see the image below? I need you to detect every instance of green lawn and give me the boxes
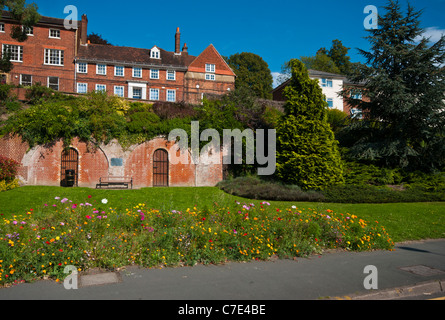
[1,186,444,243]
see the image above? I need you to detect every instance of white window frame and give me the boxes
[95,84,106,92]
[77,62,88,74]
[149,88,159,101]
[321,78,333,88]
[96,64,107,75]
[114,86,124,97]
[205,64,215,73]
[0,23,5,33]
[132,87,142,99]
[166,89,176,102]
[20,74,32,86]
[350,90,363,100]
[132,67,142,78]
[22,26,33,36]
[167,70,176,81]
[44,48,64,66]
[326,98,334,108]
[2,44,23,62]
[205,73,215,81]
[49,29,60,39]
[47,77,59,91]
[150,69,159,79]
[114,65,124,77]
[77,83,88,94]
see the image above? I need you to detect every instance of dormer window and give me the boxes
[150,46,160,59]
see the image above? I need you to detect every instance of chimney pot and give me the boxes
[175,27,181,54]
[80,14,88,45]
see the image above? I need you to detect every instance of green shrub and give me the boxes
[25,83,61,104]
[126,102,153,114]
[0,156,19,182]
[321,183,445,203]
[126,112,160,134]
[0,83,13,101]
[0,178,20,192]
[326,108,350,135]
[4,100,21,113]
[343,161,404,185]
[217,176,325,202]
[275,59,344,190]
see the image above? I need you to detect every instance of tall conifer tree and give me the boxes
[276,59,343,190]
[342,0,445,171]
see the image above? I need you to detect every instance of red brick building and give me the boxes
[1,11,235,103]
[0,11,232,188]
[0,10,78,92]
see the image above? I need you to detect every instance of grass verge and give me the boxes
[0,186,443,287]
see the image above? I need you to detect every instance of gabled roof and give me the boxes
[188,44,235,76]
[76,43,196,69]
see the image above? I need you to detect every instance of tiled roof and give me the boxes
[1,10,70,27]
[77,44,196,69]
[308,69,347,79]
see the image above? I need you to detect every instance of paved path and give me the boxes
[1,239,444,301]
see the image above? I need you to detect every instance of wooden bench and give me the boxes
[96,176,133,189]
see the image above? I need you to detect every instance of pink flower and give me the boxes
[86,215,92,219]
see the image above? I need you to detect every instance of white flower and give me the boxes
[101,198,108,204]
[291,205,297,209]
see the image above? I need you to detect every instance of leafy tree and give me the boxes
[318,39,353,75]
[341,0,445,172]
[278,46,345,85]
[300,51,341,74]
[226,52,273,99]
[87,32,113,45]
[275,59,344,190]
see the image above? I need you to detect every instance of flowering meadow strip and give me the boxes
[0,196,394,286]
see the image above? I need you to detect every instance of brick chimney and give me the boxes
[80,14,88,45]
[182,43,188,55]
[175,27,180,54]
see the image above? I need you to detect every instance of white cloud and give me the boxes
[415,27,445,43]
[271,72,282,89]
[271,72,290,89]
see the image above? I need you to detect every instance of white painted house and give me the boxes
[272,69,350,114]
[307,69,346,112]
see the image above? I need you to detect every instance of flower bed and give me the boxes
[0,195,394,286]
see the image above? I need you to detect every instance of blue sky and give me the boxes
[31,0,445,87]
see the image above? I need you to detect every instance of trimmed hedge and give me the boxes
[217,174,445,204]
